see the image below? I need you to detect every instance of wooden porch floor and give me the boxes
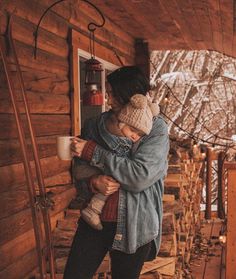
[189,218,225,279]
[42,213,226,279]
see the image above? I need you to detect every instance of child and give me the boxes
[77,94,159,230]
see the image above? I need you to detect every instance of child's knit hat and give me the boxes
[118,94,160,135]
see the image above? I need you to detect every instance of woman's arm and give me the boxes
[72,139,120,196]
[74,117,169,193]
[92,119,169,192]
[73,158,120,201]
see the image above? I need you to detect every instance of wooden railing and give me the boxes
[224,162,236,279]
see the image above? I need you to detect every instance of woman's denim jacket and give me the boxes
[75,111,169,257]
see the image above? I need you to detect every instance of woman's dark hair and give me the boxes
[107,66,151,105]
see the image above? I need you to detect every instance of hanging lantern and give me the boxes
[83,29,104,106]
[83,84,103,106]
[85,57,103,85]
[83,58,103,106]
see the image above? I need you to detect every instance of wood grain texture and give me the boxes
[0,187,75,246]
[0,156,71,192]
[0,114,71,139]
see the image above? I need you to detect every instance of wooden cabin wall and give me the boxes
[0,1,135,278]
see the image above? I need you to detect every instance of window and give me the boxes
[76,49,118,133]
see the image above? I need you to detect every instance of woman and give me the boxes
[63,66,169,279]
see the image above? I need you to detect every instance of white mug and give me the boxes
[57,136,74,160]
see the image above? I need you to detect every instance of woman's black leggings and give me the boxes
[63,218,152,279]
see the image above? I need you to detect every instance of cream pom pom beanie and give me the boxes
[118,94,160,135]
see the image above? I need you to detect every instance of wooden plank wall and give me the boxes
[0,1,135,278]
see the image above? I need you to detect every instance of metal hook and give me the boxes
[33,0,106,59]
[34,0,66,59]
[82,0,106,32]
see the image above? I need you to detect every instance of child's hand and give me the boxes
[90,175,120,196]
[71,137,87,157]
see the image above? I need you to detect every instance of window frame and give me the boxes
[71,47,118,136]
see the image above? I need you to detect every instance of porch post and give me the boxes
[205,147,212,219]
[225,163,236,279]
[217,151,225,219]
[135,39,150,82]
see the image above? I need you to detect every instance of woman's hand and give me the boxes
[71,137,87,157]
[90,175,120,196]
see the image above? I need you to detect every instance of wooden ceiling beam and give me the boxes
[90,0,235,56]
[131,0,189,48]
[190,0,214,50]
[206,0,224,53]
[219,0,234,57]
[175,0,205,49]
[158,0,197,50]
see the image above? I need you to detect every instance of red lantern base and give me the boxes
[83,90,103,106]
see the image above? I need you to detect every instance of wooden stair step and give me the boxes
[65,209,81,219]
[54,247,70,258]
[141,257,176,276]
[53,228,75,247]
[55,257,67,274]
[57,218,78,231]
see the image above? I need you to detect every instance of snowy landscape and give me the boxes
[151,50,236,151]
